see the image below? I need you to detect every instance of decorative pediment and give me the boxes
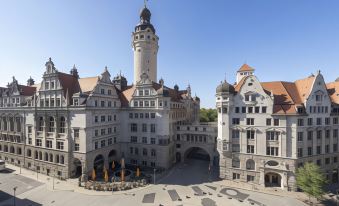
[99,67,112,83]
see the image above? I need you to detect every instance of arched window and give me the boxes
[38,117,44,131]
[17,147,22,155]
[0,145,2,151]
[4,145,8,152]
[44,152,48,161]
[232,158,240,168]
[59,117,66,133]
[9,117,14,131]
[246,159,255,170]
[39,151,42,160]
[35,151,38,159]
[2,117,7,131]
[10,146,15,153]
[55,155,59,163]
[49,117,55,132]
[60,155,64,164]
[49,154,53,162]
[16,117,21,132]
[27,149,31,157]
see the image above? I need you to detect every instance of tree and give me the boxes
[199,108,217,122]
[296,162,327,202]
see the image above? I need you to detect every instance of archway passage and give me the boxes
[73,158,82,178]
[93,154,104,172]
[265,172,282,188]
[184,147,210,162]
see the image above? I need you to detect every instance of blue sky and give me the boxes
[0,0,339,108]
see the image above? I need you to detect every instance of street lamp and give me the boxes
[153,168,156,185]
[13,186,17,206]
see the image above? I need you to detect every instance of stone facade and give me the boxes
[217,64,339,191]
[0,6,205,179]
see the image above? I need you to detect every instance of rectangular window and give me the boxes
[297,148,303,157]
[130,136,138,143]
[255,106,260,113]
[151,124,156,133]
[307,147,312,156]
[142,124,147,132]
[101,101,105,107]
[101,140,105,147]
[317,118,322,125]
[266,118,271,126]
[297,132,303,142]
[246,118,254,125]
[274,119,280,126]
[57,141,64,150]
[247,175,255,182]
[232,130,240,139]
[247,145,254,153]
[75,143,80,151]
[307,131,313,140]
[36,139,42,147]
[151,138,156,144]
[242,107,246,113]
[247,130,255,139]
[131,123,137,132]
[248,107,253,113]
[46,140,52,148]
[297,119,304,126]
[232,118,240,125]
[262,106,267,113]
[142,137,147,144]
[235,107,240,113]
[307,118,313,126]
[266,146,279,156]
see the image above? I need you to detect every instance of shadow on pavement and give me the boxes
[0,168,15,174]
[0,191,42,206]
[159,159,221,186]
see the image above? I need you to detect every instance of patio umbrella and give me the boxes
[121,169,125,182]
[91,169,96,181]
[104,168,109,182]
[136,167,140,177]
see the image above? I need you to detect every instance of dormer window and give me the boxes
[139,90,143,96]
[145,90,150,96]
[74,99,79,106]
[245,93,256,102]
[101,89,105,95]
[315,94,322,102]
[51,81,55,89]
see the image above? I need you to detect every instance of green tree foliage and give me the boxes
[296,162,327,201]
[200,108,217,122]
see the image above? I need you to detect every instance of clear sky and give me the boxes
[1,0,339,108]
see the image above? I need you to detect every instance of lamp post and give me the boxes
[13,186,17,206]
[153,168,156,185]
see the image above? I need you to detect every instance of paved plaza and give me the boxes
[0,159,306,206]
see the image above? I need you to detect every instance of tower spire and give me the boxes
[144,0,147,7]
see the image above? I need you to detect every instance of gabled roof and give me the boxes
[238,64,255,72]
[234,74,317,115]
[118,82,194,107]
[294,75,315,103]
[78,77,99,93]
[19,85,36,96]
[327,81,339,104]
[57,72,81,100]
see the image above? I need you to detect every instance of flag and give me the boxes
[136,167,140,177]
[92,169,96,181]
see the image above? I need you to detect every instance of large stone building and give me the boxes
[0,5,213,179]
[217,64,339,190]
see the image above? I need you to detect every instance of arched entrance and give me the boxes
[184,147,210,162]
[93,154,104,172]
[73,158,82,178]
[265,172,282,188]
